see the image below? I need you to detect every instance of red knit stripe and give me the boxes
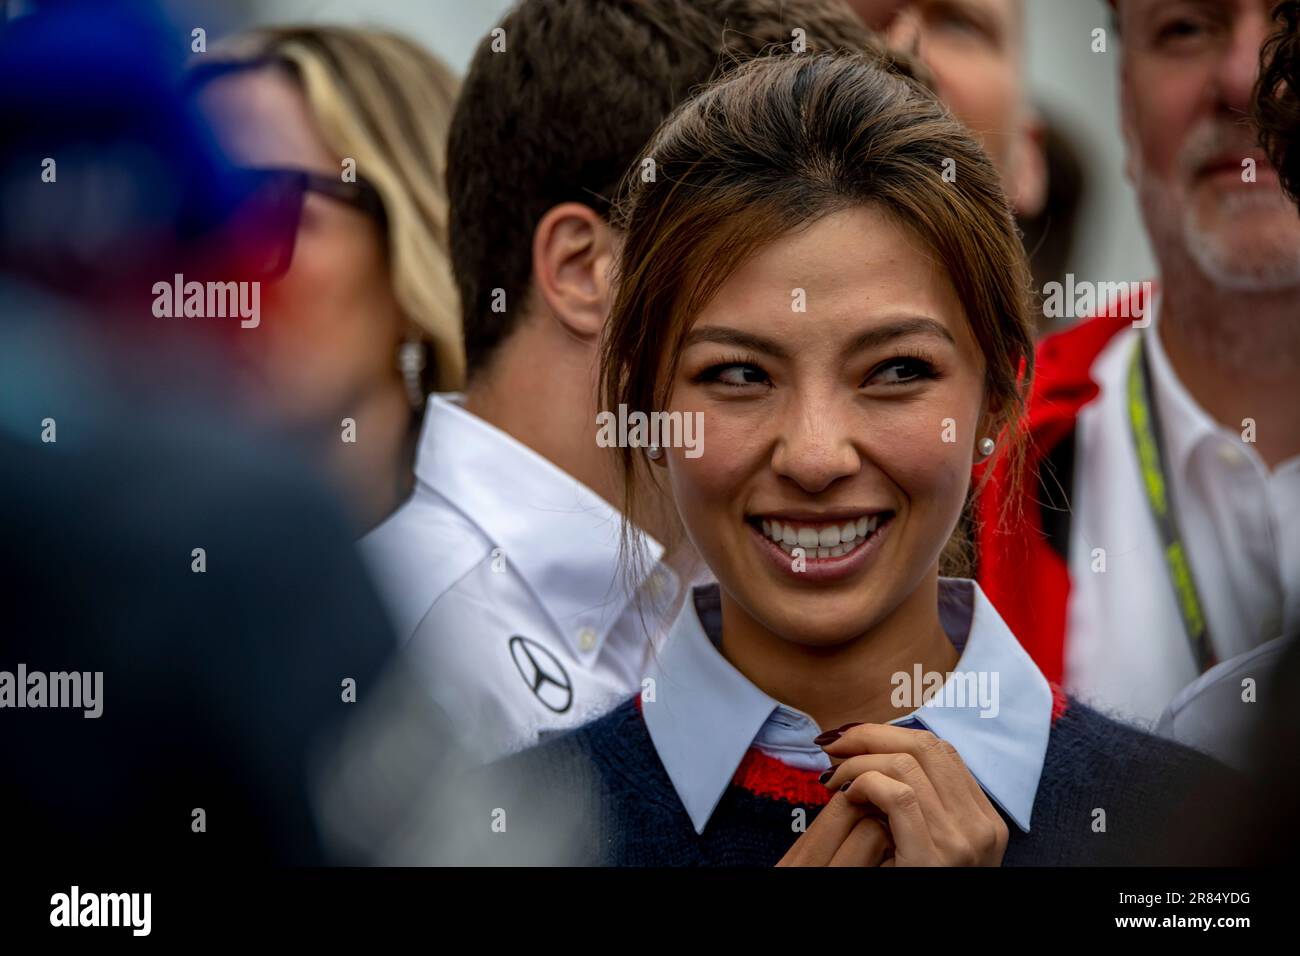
[730,747,832,806]
[1050,681,1069,723]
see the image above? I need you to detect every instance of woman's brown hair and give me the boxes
[600,50,1035,578]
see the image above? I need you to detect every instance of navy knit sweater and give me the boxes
[470,694,1234,866]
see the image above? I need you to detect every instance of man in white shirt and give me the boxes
[361,0,877,759]
[1066,295,1300,725]
[976,0,1300,734]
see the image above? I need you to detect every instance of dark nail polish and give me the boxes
[839,783,851,792]
[813,730,841,745]
[836,721,865,732]
[818,770,834,784]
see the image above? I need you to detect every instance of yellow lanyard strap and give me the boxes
[1126,334,1216,674]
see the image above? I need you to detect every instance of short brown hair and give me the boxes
[447,0,876,379]
[1256,0,1300,206]
[601,51,1034,569]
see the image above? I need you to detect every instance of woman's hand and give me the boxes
[775,791,894,867]
[818,724,1009,867]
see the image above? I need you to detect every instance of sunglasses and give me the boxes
[212,166,387,282]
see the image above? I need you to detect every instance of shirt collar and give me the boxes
[642,578,1053,835]
[414,394,668,657]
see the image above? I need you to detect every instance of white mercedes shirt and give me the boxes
[360,395,689,761]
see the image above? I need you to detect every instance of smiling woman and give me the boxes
[602,50,1035,588]
[482,50,1234,868]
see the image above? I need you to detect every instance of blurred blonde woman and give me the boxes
[189,27,462,531]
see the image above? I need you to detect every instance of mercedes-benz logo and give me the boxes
[508,635,573,713]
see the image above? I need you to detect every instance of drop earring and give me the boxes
[977,436,996,459]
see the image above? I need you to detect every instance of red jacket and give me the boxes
[975,288,1152,685]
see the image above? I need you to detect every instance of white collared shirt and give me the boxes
[1066,298,1300,726]
[360,394,687,760]
[642,578,1054,835]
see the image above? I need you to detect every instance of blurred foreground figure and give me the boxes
[0,288,394,864]
[0,0,434,865]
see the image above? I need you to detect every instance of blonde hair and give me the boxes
[199,26,465,392]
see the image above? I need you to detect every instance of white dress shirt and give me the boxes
[360,395,688,760]
[643,578,1054,834]
[1066,298,1300,725]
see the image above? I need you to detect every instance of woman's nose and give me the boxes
[769,403,862,494]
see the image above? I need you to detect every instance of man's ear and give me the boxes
[531,202,615,342]
[1010,108,1048,219]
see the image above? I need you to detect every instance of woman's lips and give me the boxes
[746,513,893,584]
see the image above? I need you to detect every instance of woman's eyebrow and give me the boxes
[682,316,955,359]
[843,317,956,355]
[682,326,790,358]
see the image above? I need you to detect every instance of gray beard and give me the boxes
[1139,180,1300,377]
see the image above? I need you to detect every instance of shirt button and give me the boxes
[577,627,597,652]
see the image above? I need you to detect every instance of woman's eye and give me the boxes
[702,363,770,387]
[866,358,934,386]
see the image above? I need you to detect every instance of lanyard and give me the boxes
[1125,333,1216,674]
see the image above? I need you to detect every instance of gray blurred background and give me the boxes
[202,0,1155,288]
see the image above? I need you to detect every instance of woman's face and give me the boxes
[197,67,405,426]
[663,204,988,647]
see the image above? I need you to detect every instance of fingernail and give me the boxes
[818,770,834,785]
[835,722,864,732]
[839,783,851,792]
[813,730,841,745]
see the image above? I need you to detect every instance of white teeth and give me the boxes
[758,513,885,557]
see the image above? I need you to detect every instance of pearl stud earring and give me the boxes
[646,445,663,460]
[977,436,996,459]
